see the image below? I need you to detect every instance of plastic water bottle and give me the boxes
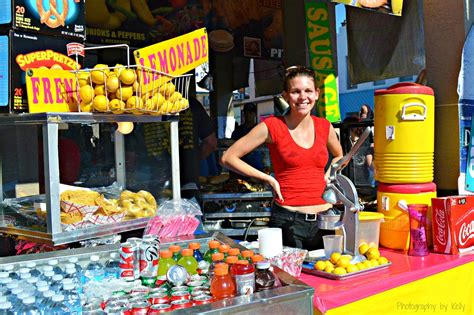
[50,274,64,292]
[18,296,39,314]
[2,265,18,280]
[48,260,63,275]
[0,301,13,315]
[0,274,10,295]
[26,263,41,278]
[62,283,82,314]
[104,252,120,279]
[68,257,83,274]
[37,290,55,314]
[36,281,48,289]
[39,270,55,283]
[35,285,49,299]
[8,287,24,305]
[17,292,30,303]
[46,295,70,314]
[83,255,105,284]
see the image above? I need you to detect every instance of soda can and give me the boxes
[148,304,172,314]
[104,305,125,315]
[166,265,188,286]
[130,301,150,315]
[150,287,169,295]
[170,299,193,310]
[170,285,188,293]
[105,298,129,310]
[131,285,150,295]
[148,292,170,305]
[170,290,191,301]
[187,280,204,289]
[139,239,159,279]
[119,242,137,281]
[127,237,143,246]
[142,234,161,244]
[191,289,210,297]
[192,294,214,305]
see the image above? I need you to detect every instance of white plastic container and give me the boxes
[358,212,384,248]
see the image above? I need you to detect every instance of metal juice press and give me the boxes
[319,127,372,255]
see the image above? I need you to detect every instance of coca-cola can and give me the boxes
[170,285,188,293]
[130,301,150,315]
[170,290,191,301]
[139,239,159,279]
[105,299,129,310]
[170,299,193,310]
[104,305,126,315]
[148,304,172,314]
[148,292,170,305]
[150,287,169,295]
[191,289,210,297]
[120,242,138,281]
[192,294,214,305]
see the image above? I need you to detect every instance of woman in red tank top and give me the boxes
[221,66,343,250]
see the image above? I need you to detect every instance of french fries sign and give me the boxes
[134,28,208,94]
[26,68,77,113]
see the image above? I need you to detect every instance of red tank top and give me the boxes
[264,116,330,206]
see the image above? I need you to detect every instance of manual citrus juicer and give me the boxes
[320,127,372,255]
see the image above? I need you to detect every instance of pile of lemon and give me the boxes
[313,242,389,275]
[76,64,189,115]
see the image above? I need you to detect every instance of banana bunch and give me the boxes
[76,64,189,115]
[86,0,156,30]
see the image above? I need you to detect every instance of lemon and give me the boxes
[355,262,366,270]
[145,98,156,111]
[168,91,182,103]
[94,84,106,96]
[314,260,326,271]
[330,252,341,265]
[126,96,143,110]
[109,99,125,114]
[93,95,109,112]
[336,257,350,269]
[119,69,136,85]
[117,86,134,101]
[324,265,335,273]
[346,264,359,273]
[91,64,109,85]
[370,259,380,267]
[325,260,334,268]
[113,64,124,77]
[358,242,370,255]
[378,257,389,265]
[175,98,189,111]
[132,80,140,92]
[154,93,166,107]
[363,260,373,269]
[77,72,90,87]
[106,75,120,93]
[366,248,380,261]
[160,82,176,97]
[333,267,347,275]
[161,100,173,114]
[79,85,94,104]
[80,101,93,112]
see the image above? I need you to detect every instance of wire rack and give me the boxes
[70,44,192,115]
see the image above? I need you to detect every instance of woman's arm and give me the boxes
[325,123,344,180]
[220,122,283,200]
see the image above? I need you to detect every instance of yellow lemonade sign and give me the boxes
[134,28,209,94]
[26,68,78,113]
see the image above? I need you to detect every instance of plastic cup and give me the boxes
[323,235,343,257]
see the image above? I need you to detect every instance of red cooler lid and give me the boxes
[375,82,434,96]
[378,182,437,194]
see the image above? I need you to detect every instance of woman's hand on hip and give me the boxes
[266,175,284,202]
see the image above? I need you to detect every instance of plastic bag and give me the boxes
[143,198,202,238]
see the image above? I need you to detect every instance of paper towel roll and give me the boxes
[258,228,283,258]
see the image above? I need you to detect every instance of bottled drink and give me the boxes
[68,257,83,274]
[188,242,203,262]
[225,255,238,267]
[26,262,41,278]
[204,240,221,263]
[218,244,230,258]
[50,274,64,292]
[252,254,264,264]
[228,248,242,260]
[47,260,64,275]
[18,296,39,314]
[8,287,23,304]
[2,265,18,280]
[62,283,82,314]
[39,271,55,283]
[0,274,9,295]
[169,245,181,262]
[177,249,198,275]
[255,261,275,292]
[210,263,235,299]
[230,260,255,296]
[46,295,70,314]
[37,290,55,313]
[241,250,254,263]
[0,301,13,315]
[156,250,176,281]
[83,255,105,284]
[105,252,121,279]
[208,253,224,280]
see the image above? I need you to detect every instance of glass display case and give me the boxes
[0,112,181,245]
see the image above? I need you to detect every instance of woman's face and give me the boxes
[283,75,319,116]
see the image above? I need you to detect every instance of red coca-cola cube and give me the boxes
[431,196,474,254]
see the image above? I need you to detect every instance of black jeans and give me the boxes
[269,203,333,251]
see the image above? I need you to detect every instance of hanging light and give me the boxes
[116,122,134,135]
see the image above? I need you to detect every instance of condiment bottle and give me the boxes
[177,249,198,275]
[218,244,230,258]
[169,245,182,262]
[157,250,176,281]
[210,263,235,299]
[252,254,264,264]
[228,248,243,260]
[225,255,238,267]
[209,252,225,279]
[241,250,254,263]
[255,262,275,292]
[189,242,204,262]
[204,240,220,263]
[230,260,255,296]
